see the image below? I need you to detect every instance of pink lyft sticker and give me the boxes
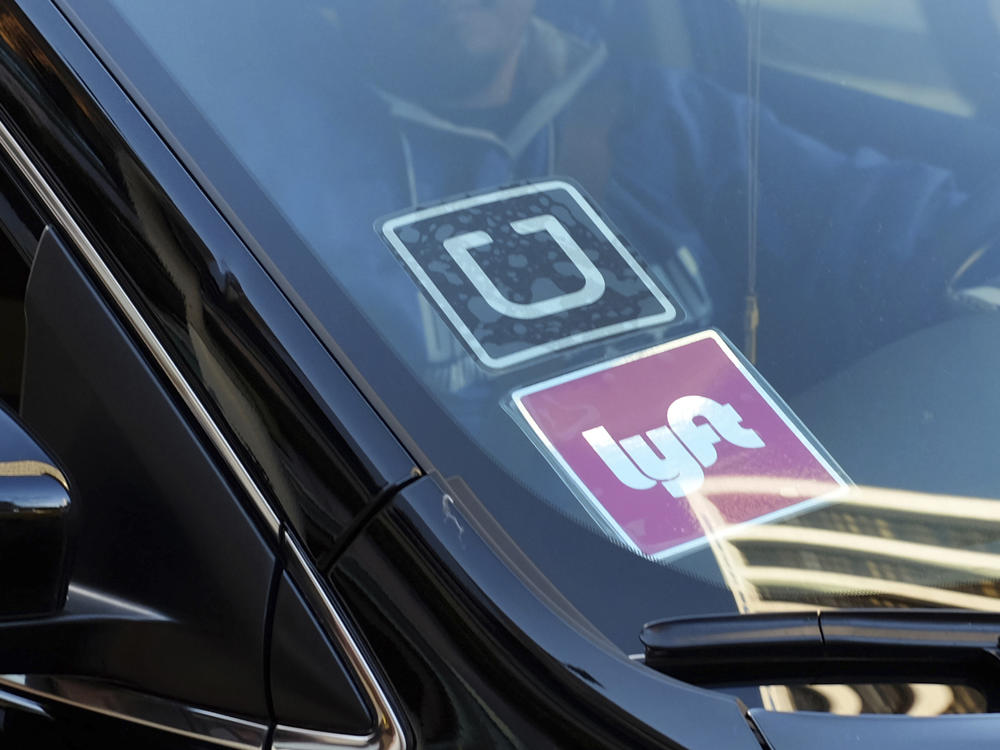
[512,330,848,559]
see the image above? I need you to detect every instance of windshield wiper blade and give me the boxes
[640,609,1000,702]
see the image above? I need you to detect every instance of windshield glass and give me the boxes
[60,0,1000,716]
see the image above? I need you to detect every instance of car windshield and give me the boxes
[60,0,1000,716]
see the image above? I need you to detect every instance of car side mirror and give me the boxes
[0,405,73,617]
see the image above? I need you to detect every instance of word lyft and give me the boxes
[582,396,765,498]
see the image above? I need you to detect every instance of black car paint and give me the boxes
[22,227,278,718]
[331,475,765,748]
[269,569,374,735]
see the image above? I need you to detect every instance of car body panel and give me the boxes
[2,0,420,555]
[329,474,765,749]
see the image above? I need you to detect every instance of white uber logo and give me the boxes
[380,181,679,369]
[443,215,606,319]
[582,396,765,498]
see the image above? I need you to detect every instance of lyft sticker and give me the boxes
[513,330,848,559]
[380,180,680,369]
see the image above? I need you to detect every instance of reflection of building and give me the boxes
[697,480,1000,715]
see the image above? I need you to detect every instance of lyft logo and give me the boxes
[582,397,764,499]
[513,330,848,559]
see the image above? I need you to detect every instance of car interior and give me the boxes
[524,0,1000,505]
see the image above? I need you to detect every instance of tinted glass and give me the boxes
[59,0,1000,715]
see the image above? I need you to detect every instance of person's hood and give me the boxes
[375,17,607,160]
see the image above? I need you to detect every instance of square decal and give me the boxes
[513,330,849,559]
[380,180,680,369]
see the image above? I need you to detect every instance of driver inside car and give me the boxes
[287,0,993,397]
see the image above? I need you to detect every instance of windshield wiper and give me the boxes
[640,609,1000,706]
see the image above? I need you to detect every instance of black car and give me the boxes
[2,1,1000,748]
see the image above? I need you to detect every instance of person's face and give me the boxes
[347,0,536,102]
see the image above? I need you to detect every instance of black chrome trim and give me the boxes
[0,113,283,538]
[283,536,404,750]
[0,675,266,749]
[0,684,49,718]
[0,102,405,749]
[272,723,378,750]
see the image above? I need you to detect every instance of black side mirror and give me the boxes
[0,405,73,617]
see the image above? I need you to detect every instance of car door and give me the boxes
[0,1,413,747]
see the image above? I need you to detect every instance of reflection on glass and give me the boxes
[761,683,987,716]
[692,477,1000,715]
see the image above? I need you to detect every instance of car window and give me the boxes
[760,0,969,113]
[57,0,1000,716]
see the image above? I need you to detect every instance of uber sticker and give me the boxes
[513,330,849,559]
[380,180,680,369]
